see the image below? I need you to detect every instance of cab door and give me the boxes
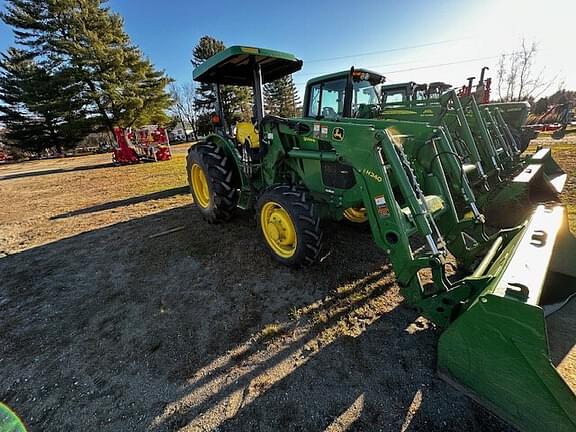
[299,77,356,191]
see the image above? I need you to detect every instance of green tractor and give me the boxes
[187,46,576,432]
[298,67,564,221]
[373,75,567,227]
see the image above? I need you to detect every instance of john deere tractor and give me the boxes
[187,46,576,432]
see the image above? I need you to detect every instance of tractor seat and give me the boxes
[401,195,445,221]
[236,121,260,149]
[355,104,378,119]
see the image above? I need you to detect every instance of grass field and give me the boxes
[0,137,573,431]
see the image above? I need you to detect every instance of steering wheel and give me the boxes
[322,107,337,119]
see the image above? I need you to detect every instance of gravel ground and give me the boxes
[0,139,573,431]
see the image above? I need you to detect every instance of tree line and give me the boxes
[0,2,301,154]
[0,0,172,153]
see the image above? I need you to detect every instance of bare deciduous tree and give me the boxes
[169,82,198,141]
[496,39,554,102]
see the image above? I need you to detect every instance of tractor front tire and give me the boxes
[257,185,323,267]
[186,142,238,223]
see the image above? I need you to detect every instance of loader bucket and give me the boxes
[438,205,576,432]
[482,161,564,228]
[528,147,567,194]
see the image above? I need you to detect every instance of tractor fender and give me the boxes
[192,133,250,204]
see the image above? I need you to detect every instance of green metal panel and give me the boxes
[486,101,530,129]
[306,68,386,86]
[193,46,302,85]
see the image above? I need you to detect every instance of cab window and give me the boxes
[383,90,406,104]
[306,78,346,119]
[352,80,382,118]
[307,84,321,117]
[414,89,428,101]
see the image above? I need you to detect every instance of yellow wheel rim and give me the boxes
[343,207,368,223]
[191,164,210,208]
[0,403,27,432]
[260,202,297,258]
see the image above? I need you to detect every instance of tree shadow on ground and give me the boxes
[0,162,114,181]
[0,205,511,432]
[50,186,190,220]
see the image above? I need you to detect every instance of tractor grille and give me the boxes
[321,161,356,189]
[318,140,356,189]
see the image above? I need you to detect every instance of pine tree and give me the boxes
[0,48,91,152]
[264,74,300,118]
[1,0,172,137]
[192,35,252,135]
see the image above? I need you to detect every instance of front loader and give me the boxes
[186,46,576,432]
[373,73,567,228]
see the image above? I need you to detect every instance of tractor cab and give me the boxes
[380,82,416,105]
[303,68,385,120]
[380,81,452,105]
[302,71,450,120]
[193,46,303,149]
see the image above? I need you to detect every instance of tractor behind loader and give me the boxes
[373,73,566,228]
[186,46,576,432]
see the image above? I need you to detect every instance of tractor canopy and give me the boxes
[192,46,303,86]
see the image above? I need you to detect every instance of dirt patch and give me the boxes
[1,137,574,431]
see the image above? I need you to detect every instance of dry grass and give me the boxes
[136,153,188,195]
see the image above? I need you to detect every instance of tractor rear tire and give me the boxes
[257,185,323,267]
[186,142,238,223]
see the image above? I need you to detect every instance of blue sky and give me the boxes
[1,0,575,98]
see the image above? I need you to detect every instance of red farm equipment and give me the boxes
[112,125,172,166]
[0,147,13,163]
